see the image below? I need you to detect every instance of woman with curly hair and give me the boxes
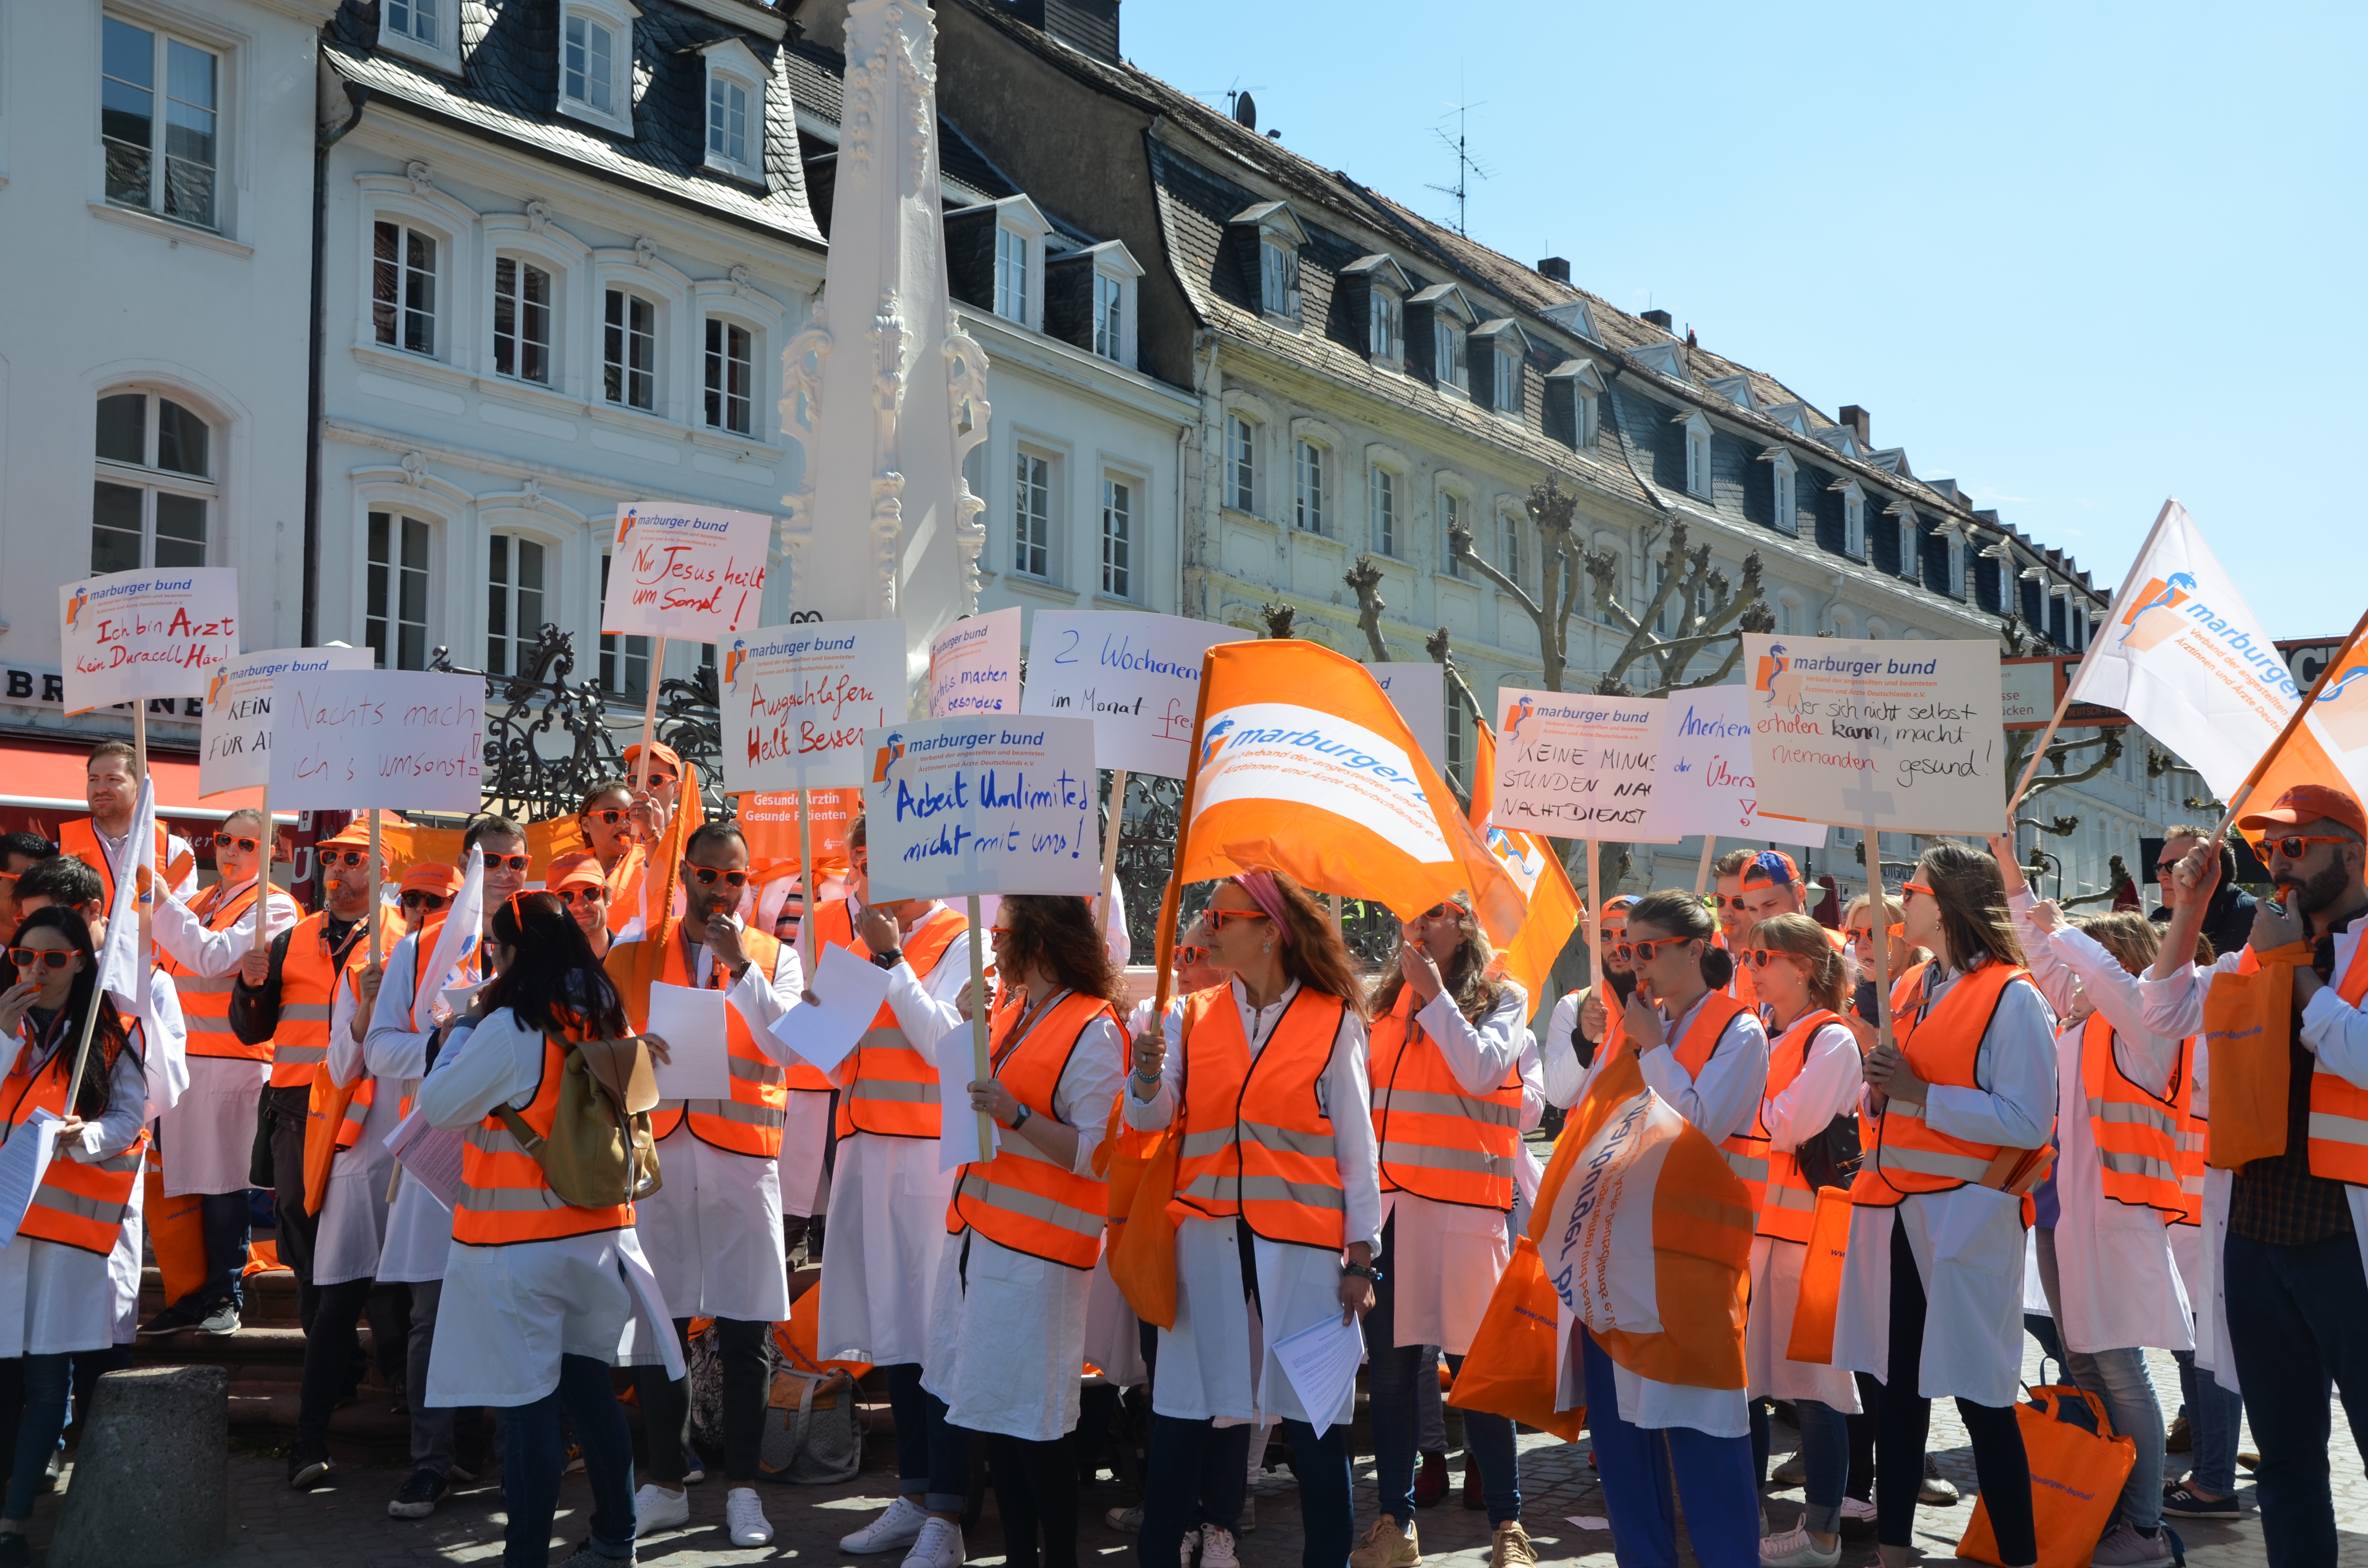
[1359,893,1540,1568]
[1126,870,1379,1568]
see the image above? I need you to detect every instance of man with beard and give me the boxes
[2144,784,2368,1568]
[1540,894,1640,1108]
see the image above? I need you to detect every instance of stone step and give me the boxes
[225,1376,414,1465]
[138,1264,301,1326]
[134,1324,356,1372]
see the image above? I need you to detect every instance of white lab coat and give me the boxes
[1377,984,1537,1355]
[2134,912,2368,1393]
[149,879,300,1196]
[1834,960,2057,1407]
[925,1009,1126,1441]
[0,1017,150,1356]
[1539,986,1617,1109]
[2011,897,2193,1354]
[1124,980,1381,1426]
[1745,1017,1865,1409]
[814,916,969,1367]
[632,935,807,1324]
[364,932,461,1285]
[311,948,403,1289]
[416,1006,677,1408]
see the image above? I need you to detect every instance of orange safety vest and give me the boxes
[604,842,646,934]
[642,927,792,1158]
[1667,988,1763,1208]
[160,879,278,1062]
[1850,958,2036,1205]
[2174,1054,2209,1226]
[1169,985,1349,1251]
[2080,1013,2191,1217]
[0,1018,147,1255]
[1886,959,1931,1039]
[1746,1008,1848,1243]
[453,1027,636,1246]
[2297,938,2368,1185]
[1369,988,1522,1211]
[813,900,971,1139]
[57,818,185,911]
[945,989,1120,1268]
[270,909,395,1089]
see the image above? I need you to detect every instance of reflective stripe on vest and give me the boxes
[1169,986,1348,1251]
[2081,1013,2189,1216]
[1751,1009,1846,1243]
[163,880,277,1062]
[642,928,790,1158]
[814,901,970,1139]
[271,910,395,1090]
[1,1025,144,1255]
[946,990,1118,1268]
[57,819,178,915]
[1666,989,1764,1218]
[453,1032,635,1245]
[1850,960,2032,1206]
[1368,989,1521,1211]
[2304,939,2368,1185]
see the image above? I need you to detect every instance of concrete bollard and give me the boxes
[49,1364,229,1568]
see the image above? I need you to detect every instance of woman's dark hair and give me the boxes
[1371,891,1505,1023]
[8,906,130,1119]
[481,892,628,1038]
[1232,870,1369,1023]
[1624,889,1733,990]
[993,895,1128,1011]
[578,777,634,813]
[1917,840,2026,971]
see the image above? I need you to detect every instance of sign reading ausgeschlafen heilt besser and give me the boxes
[598,502,772,643]
[59,567,240,713]
[719,619,908,794]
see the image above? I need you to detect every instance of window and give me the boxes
[1776,598,1797,636]
[385,0,437,43]
[598,555,650,698]
[604,288,656,410]
[1014,451,1051,578]
[1293,440,1325,534]
[1259,239,1299,319]
[486,535,546,676]
[1899,515,1920,580]
[372,220,437,355]
[704,318,753,434]
[995,225,1031,326]
[492,257,552,384]
[1499,511,1521,583]
[1684,415,1712,498]
[92,390,211,573]
[1441,491,1464,576]
[1093,271,1125,361]
[1945,532,1964,598]
[1226,415,1256,514]
[707,75,750,167]
[1445,695,1467,787]
[563,13,616,113]
[1370,467,1397,557]
[1101,477,1132,598]
[1842,484,1866,559]
[1434,318,1467,393]
[1494,344,1521,416]
[102,18,219,230]
[1369,291,1402,364]
[367,511,431,670]
[1771,453,1797,535]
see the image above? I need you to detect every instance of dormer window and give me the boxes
[1371,291,1401,362]
[1544,359,1603,451]
[1680,411,1712,498]
[1436,317,1465,392]
[387,0,437,42]
[1339,254,1410,368]
[986,196,1051,331]
[1896,509,1921,581]
[1406,282,1475,397]
[698,39,766,181]
[1260,238,1298,319]
[1228,202,1307,323]
[1944,530,1965,599]
[1767,450,1798,535]
[1470,319,1529,420]
[1495,343,1520,412]
[1085,243,1143,365]
[1838,479,1866,559]
[565,17,615,110]
[379,0,459,71]
[559,1,636,136]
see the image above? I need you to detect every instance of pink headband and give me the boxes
[1228,870,1295,946]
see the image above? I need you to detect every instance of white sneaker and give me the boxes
[632,1483,689,1537]
[900,1515,965,1568]
[2089,1523,2174,1566]
[1838,1498,1878,1526]
[1201,1526,1240,1568]
[1760,1520,1841,1568]
[727,1487,774,1547]
[844,1495,931,1555]
[199,1302,241,1335]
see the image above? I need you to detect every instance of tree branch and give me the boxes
[1345,556,1393,662]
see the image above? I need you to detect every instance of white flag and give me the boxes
[417,848,484,1026]
[93,779,154,1015]
[2061,500,2300,798]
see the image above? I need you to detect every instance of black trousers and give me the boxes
[983,1430,1081,1568]
[633,1317,768,1485]
[1874,1212,2035,1561]
[268,1085,318,1289]
[295,1277,411,1452]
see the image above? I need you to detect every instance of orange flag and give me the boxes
[2231,606,2368,840]
[1469,722,1581,1005]
[1173,641,1525,943]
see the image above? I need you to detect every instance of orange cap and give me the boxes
[623,742,682,775]
[399,862,463,898]
[2238,783,2367,839]
[545,852,606,893]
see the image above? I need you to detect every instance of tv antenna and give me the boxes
[1197,77,1269,132]
[1428,98,1492,237]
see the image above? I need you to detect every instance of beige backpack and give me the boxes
[497,1033,664,1208]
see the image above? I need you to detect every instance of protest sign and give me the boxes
[59,567,239,713]
[1647,685,1827,850]
[1368,662,1448,774]
[859,716,1100,900]
[719,620,905,793]
[597,502,771,643]
[1741,634,2005,835]
[267,669,484,813]
[1490,688,1676,841]
[1021,611,1244,777]
[198,645,374,797]
[740,788,857,871]
[926,608,1021,718]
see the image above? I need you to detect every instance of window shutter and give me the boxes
[941,208,997,312]
[1334,272,1371,355]
[1465,333,1490,404]
[1042,254,1094,351]
[1405,299,1436,382]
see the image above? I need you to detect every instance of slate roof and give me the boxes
[322,0,821,245]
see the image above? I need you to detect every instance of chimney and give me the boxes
[1641,308,1673,332]
[1537,257,1571,284]
[1839,404,1872,444]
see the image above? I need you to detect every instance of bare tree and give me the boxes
[1440,480,1590,693]
[1258,601,1296,640]
[1572,519,1775,697]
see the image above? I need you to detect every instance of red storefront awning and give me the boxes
[0,737,288,856]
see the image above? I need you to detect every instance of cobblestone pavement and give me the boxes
[20,1343,2357,1567]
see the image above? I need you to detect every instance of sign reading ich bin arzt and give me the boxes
[60,567,240,714]
[859,716,1101,901]
[598,502,771,644]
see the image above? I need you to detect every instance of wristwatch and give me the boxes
[1011,1102,1033,1131]
[871,948,903,970]
[1341,1261,1382,1284]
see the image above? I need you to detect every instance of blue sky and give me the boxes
[1122,1,2364,642]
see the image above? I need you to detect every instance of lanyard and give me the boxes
[993,987,1072,1072]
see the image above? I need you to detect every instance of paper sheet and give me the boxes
[440,980,486,1021]
[647,981,731,1102]
[0,1110,64,1250]
[1566,1517,1610,1531]
[1269,1310,1366,1439]
[935,1025,997,1174]
[771,943,893,1077]
[383,1106,466,1211]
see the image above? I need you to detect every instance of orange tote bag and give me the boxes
[1785,1187,1855,1365]
[2200,942,2309,1170]
[1957,1386,2134,1568]
[1445,1235,1586,1443]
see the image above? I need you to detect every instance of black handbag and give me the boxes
[1794,1110,1862,1191]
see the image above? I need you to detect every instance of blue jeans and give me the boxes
[500,1354,635,1567]
[1582,1328,1758,1568]
[2034,1227,2165,1529]
[1137,1415,1250,1568]
[1751,1396,1851,1535]
[2223,1230,2368,1568]
[0,1355,70,1521]
[1366,1219,1519,1527]
[885,1361,971,1512]
[2174,1345,2246,1497]
[199,1189,251,1309]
